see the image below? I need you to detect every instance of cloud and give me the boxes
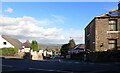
[37,19,52,26]
[0,15,84,44]
[0,16,65,44]
[0,10,1,14]
[4,8,13,13]
[51,15,65,24]
[69,28,84,44]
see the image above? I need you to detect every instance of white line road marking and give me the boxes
[2,65,13,67]
[29,68,73,73]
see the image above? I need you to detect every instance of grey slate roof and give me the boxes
[96,10,120,17]
[2,35,22,49]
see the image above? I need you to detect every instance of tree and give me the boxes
[61,44,69,56]
[31,40,39,52]
[69,39,76,49]
[56,48,60,52]
[61,39,76,56]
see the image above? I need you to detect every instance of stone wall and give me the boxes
[31,50,43,60]
[71,50,120,62]
[14,52,25,58]
[85,18,95,51]
[85,17,120,52]
[90,20,95,51]
[117,19,120,50]
[95,17,120,51]
[95,18,109,51]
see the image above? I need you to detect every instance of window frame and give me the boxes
[108,19,117,31]
[108,39,117,50]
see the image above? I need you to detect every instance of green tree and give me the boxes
[31,40,39,52]
[45,48,48,51]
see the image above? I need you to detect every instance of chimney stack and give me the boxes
[118,1,120,10]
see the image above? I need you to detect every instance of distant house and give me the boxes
[72,44,85,54]
[42,49,53,58]
[47,50,53,56]
[0,35,22,49]
[43,50,47,57]
[21,40,31,53]
[38,46,44,56]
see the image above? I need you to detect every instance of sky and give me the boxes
[0,2,118,44]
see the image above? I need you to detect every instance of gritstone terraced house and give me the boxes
[85,3,120,52]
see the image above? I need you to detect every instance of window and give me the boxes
[108,40,117,50]
[108,20,117,31]
[3,42,7,45]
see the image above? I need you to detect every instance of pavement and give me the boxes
[1,58,120,73]
[0,56,21,58]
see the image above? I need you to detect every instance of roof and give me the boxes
[79,44,85,49]
[22,40,31,48]
[96,10,120,17]
[72,44,85,50]
[85,10,120,30]
[2,35,22,49]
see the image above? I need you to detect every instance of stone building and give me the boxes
[85,3,120,52]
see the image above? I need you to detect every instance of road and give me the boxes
[1,58,120,73]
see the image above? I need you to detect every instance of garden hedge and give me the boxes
[0,47,18,56]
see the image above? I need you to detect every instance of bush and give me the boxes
[1,47,18,56]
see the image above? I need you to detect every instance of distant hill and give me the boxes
[38,44,62,50]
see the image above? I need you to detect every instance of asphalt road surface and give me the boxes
[1,58,120,73]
